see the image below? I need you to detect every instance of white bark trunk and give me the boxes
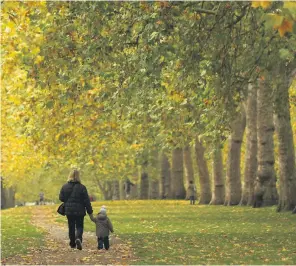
[195,138,211,204]
[225,106,246,206]
[256,79,278,206]
[241,84,258,206]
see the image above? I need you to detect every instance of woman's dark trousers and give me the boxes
[66,215,84,248]
[98,236,109,250]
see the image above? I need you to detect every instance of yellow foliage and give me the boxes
[34,55,44,64]
[251,1,271,9]
[284,2,296,10]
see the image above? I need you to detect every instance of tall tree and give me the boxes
[171,148,186,199]
[160,153,172,199]
[112,180,120,200]
[241,84,258,206]
[140,161,149,199]
[183,145,195,188]
[224,107,246,206]
[210,145,225,205]
[274,67,296,211]
[195,138,211,204]
[256,78,278,206]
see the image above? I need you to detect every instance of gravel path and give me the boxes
[2,206,138,265]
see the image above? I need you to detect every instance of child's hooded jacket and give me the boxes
[90,209,114,237]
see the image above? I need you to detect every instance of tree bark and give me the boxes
[1,179,15,209]
[225,106,246,206]
[183,145,195,189]
[274,70,296,211]
[150,179,159,199]
[256,78,278,206]
[195,138,212,204]
[98,180,113,200]
[140,162,149,199]
[120,180,126,200]
[112,180,120,200]
[160,153,171,199]
[171,148,186,199]
[240,84,258,206]
[210,145,225,205]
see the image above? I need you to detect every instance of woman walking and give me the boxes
[59,169,93,250]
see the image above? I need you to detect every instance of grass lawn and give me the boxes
[1,206,44,258]
[53,200,296,265]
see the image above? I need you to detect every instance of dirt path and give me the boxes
[3,206,138,265]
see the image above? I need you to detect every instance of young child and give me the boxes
[89,206,114,250]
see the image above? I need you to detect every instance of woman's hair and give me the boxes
[68,169,81,182]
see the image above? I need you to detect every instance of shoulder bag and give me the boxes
[57,184,77,216]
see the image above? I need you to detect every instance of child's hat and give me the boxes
[100,207,106,214]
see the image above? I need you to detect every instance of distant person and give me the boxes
[292,206,296,214]
[89,206,114,250]
[124,178,135,199]
[39,191,45,205]
[187,181,196,205]
[59,169,93,250]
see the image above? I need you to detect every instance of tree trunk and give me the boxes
[256,78,278,206]
[112,180,120,200]
[274,70,296,211]
[140,162,149,199]
[195,138,212,204]
[120,180,126,200]
[183,145,195,189]
[98,180,113,200]
[160,153,171,199]
[241,84,258,206]
[224,107,246,206]
[171,148,186,199]
[150,179,159,199]
[210,145,225,205]
[1,180,15,209]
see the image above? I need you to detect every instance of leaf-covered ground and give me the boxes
[1,206,137,265]
[2,201,296,265]
[60,200,296,265]
[1,207,44,259]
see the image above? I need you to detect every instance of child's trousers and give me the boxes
[98,236,109,250]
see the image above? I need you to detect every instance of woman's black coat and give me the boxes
[59,181,93,216]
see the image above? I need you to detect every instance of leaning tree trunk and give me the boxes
[183,145,195,189]
[171,148,186,199]
[224,107,246,206]
[112,180,120,200]
[257,78,278,206]
[140,162,149,199]
[240,84,258,206]
[210,145,225,205]
[274,70,296,211]
[195,138,212,204]
[160,153,172,199]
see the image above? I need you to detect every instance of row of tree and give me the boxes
[2,2,296,210]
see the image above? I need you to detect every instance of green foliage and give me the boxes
[1,207,44,259]
[2,1,295,201]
